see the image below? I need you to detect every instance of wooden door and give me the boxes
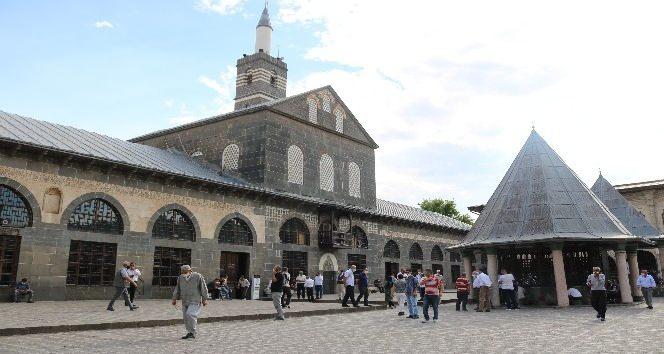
[0,233,21,286]
[323,271,337,295]
[220,252,240,289]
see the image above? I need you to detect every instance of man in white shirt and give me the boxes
[342,265,357,307]
[304,275,315,302]
[314,272,324,299]
[498,269,515,310]
[476,269,492,312]
[637,269,656,309]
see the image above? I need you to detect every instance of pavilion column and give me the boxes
[462,251,474,301]
[486,248,500,307]
[658,244,664,276]
[614,246,633,303]
[627,247,642,301]
[550,243,569,307]
[473,249,484,268]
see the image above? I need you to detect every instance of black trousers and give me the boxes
[591,290,607,318]
[356,287,369,305]
[500,289,515,309]
[306,287,314,301]
[456,292,468,310]
[281,287,292,306]
[128,283,137,303]
[297,283,305,299]
[342,285,355,306]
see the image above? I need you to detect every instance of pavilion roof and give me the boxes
[454,130,649,248]
[591,174,662,239]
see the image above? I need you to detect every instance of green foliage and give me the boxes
[419,198,474,225]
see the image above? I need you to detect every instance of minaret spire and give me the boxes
[255,1,272,54]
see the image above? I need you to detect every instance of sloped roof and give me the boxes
[257,5,272,29]
[129,85,379,149]
[457,130,642,248]
[591,174,661,238]
[0,110,468,232]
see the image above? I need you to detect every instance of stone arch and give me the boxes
[146,203,201,242]
[348,162,361,197]
[319,252,339,271]
[279,217,310,245]
[287,145,304,185]
[319,154,334,192]
[409,243,424,261]
[637,250,658,272]
[306,95,318,123]
[222,144,240,170]
[215,212,258,246]
[320,92,332,112]
[333,107,344,133]
[0,176,41,225]
[431,245,444,261]
[351,225,368,249]
[60,192,130,234]
[383,240,400,259]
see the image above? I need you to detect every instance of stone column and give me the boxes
[472,250,484,304]
[486,248,500,307]
[550,243,569,307]
[627,247,642,300]
[473,249,484,268]
[462,251,473,300]
[614,246,633,303]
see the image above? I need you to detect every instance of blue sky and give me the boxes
[3,0,664,216]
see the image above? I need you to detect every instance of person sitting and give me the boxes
[373,279,385,293]
[14,278,34,303]
[209,278,223,300]
[567,287,583,305]
[220,277,232,300]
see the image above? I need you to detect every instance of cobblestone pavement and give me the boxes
[0,299,661,353]
[0,292,456,330]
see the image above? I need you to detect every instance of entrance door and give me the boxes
[323,271,337,295]
[220,252,249,298]
[451,265,460,282]
[385,262,399,277]
[432,264,443,276]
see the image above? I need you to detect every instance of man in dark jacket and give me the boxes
[14,278,34,303]
[355,268,370,306]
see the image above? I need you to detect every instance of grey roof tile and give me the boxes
[0,110,470,232]
[457,130,645,248]
[591,174,661,238]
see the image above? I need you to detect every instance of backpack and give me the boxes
[283,273,290,286]
[337,272,345,282]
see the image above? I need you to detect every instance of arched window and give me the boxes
[287,145,303,185]
[319,154,334,192]
[351,226,368,249]
[383,240,400,259]
[307,97,318,123]
[334,109,344,133]
[409,243,424,260]
[219,217,253,246]
[222,144,240,170]
[152,209,195,241]
[348,162,361,198]
[321,94,331,112]
[67,198,123,235]
[279,218,310,245]
[0,185,32,228]
[431,246,444,261]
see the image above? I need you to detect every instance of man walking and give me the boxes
[336,269,346,301]
[342,265,357,307]
[637,269,656,309]
[405,269,419,319]
[172,265,208,339]
[420,269,443,323]
[270,265,285,320]
[476,268,492,312]
[356,268,370,306]
[455,272,470,311]
[107,261,139,311]
[587,266,607,321]
[281,267,292,308]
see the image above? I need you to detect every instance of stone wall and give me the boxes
[620,188,664,233]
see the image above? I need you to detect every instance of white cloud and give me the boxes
[163,100,174,108]
[198,65,236,113]
[94,20,114,29]
[196,0,247,15]
[278,0,664,212]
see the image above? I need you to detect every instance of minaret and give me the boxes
[234,2,287,110]
[255,4,272,54]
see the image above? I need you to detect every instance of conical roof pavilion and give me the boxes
[591,174,662,239]
[459,130,642,248]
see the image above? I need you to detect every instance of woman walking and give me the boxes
[271,265,285,320]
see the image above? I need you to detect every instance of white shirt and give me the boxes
[296,275,306,284]
[498,274,514,290]
[304,278,314,288]
[127,268,141,282]
[344,269,355,286]
[637,274,656,288]
[314,275,324,286]
[568,288,582,298]
[477,273,492,287]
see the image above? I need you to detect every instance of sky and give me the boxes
[2,0,664,217]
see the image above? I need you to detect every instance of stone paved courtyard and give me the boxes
[0,299,661,353]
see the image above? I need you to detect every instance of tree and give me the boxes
[419,198,474,225]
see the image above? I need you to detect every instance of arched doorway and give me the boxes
[319,253,339,295]
[638,250,658,273]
